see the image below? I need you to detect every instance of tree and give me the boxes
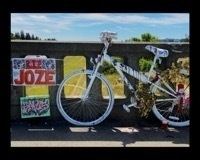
[131,37,141,42]
[141,33,158,42]
[14,32,20,39]
[20,30,25,40]
[11,31,42,40]
[31,34,35,40]
[167,39,174,42]
[129,33,159,42]
[11,33,15,39]
[180,34,189,42]
[25,33,31,40]
[45,38,56,41]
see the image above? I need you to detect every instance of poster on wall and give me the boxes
[20,95,50,118]
[11,56,56,86]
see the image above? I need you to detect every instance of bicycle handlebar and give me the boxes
[99,30,117,40]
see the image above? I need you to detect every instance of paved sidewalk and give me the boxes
[10,120,190,147]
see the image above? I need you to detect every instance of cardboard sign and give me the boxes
[12,56,56,86]
[20,95,50,118]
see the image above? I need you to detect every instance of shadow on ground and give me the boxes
[11,118,189,147]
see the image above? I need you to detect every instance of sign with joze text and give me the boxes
[12,56,56,86]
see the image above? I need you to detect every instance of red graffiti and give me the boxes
[14,69,56,85]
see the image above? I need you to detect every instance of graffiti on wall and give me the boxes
[20,96,50,118]
[12,56,56,86]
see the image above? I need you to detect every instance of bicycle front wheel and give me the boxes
[56,69,114,126]
[151,78,190,127]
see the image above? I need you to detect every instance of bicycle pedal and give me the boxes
[123,104,130,112]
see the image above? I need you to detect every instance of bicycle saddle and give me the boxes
[145,45,169,58]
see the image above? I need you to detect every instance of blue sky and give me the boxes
[11,13,189,41]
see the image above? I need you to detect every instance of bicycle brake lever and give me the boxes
[90,57,95,64]
[157,57,162,64]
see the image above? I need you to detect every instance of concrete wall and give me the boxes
[11,40,189,124]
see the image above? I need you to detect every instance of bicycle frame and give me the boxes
[88,42,179,101]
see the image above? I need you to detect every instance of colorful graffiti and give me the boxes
[20,96,50,118]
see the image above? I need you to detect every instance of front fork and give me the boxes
[82,55,102,100]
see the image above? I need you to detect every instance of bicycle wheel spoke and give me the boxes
[56,70,114,126]
[152,78,190,127]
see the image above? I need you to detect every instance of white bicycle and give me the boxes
[56,31,190,127]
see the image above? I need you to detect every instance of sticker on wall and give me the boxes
[11,55,56,86]
[20,95,50,118]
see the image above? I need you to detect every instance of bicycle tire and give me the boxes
[56,69,114,126]
[151,78,190,127]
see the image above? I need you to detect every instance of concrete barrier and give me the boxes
[11,40,189,124]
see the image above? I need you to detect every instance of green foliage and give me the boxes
[11,30,42,40]
[101,56,157,74]
[130,32,159,42]
[20,30,25,39]
[101,61,116,74]
[131,37,141,42]
[139,57,157,72]
[180,34,189,42]
[11,33,17,39]
[141,33,159,42]
[101,57,123,75]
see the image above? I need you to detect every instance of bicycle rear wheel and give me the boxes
[151,78,190,127]
[56,69,114,126]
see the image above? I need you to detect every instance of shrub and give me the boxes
[139,57,157,72]
[101,57,123,75]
